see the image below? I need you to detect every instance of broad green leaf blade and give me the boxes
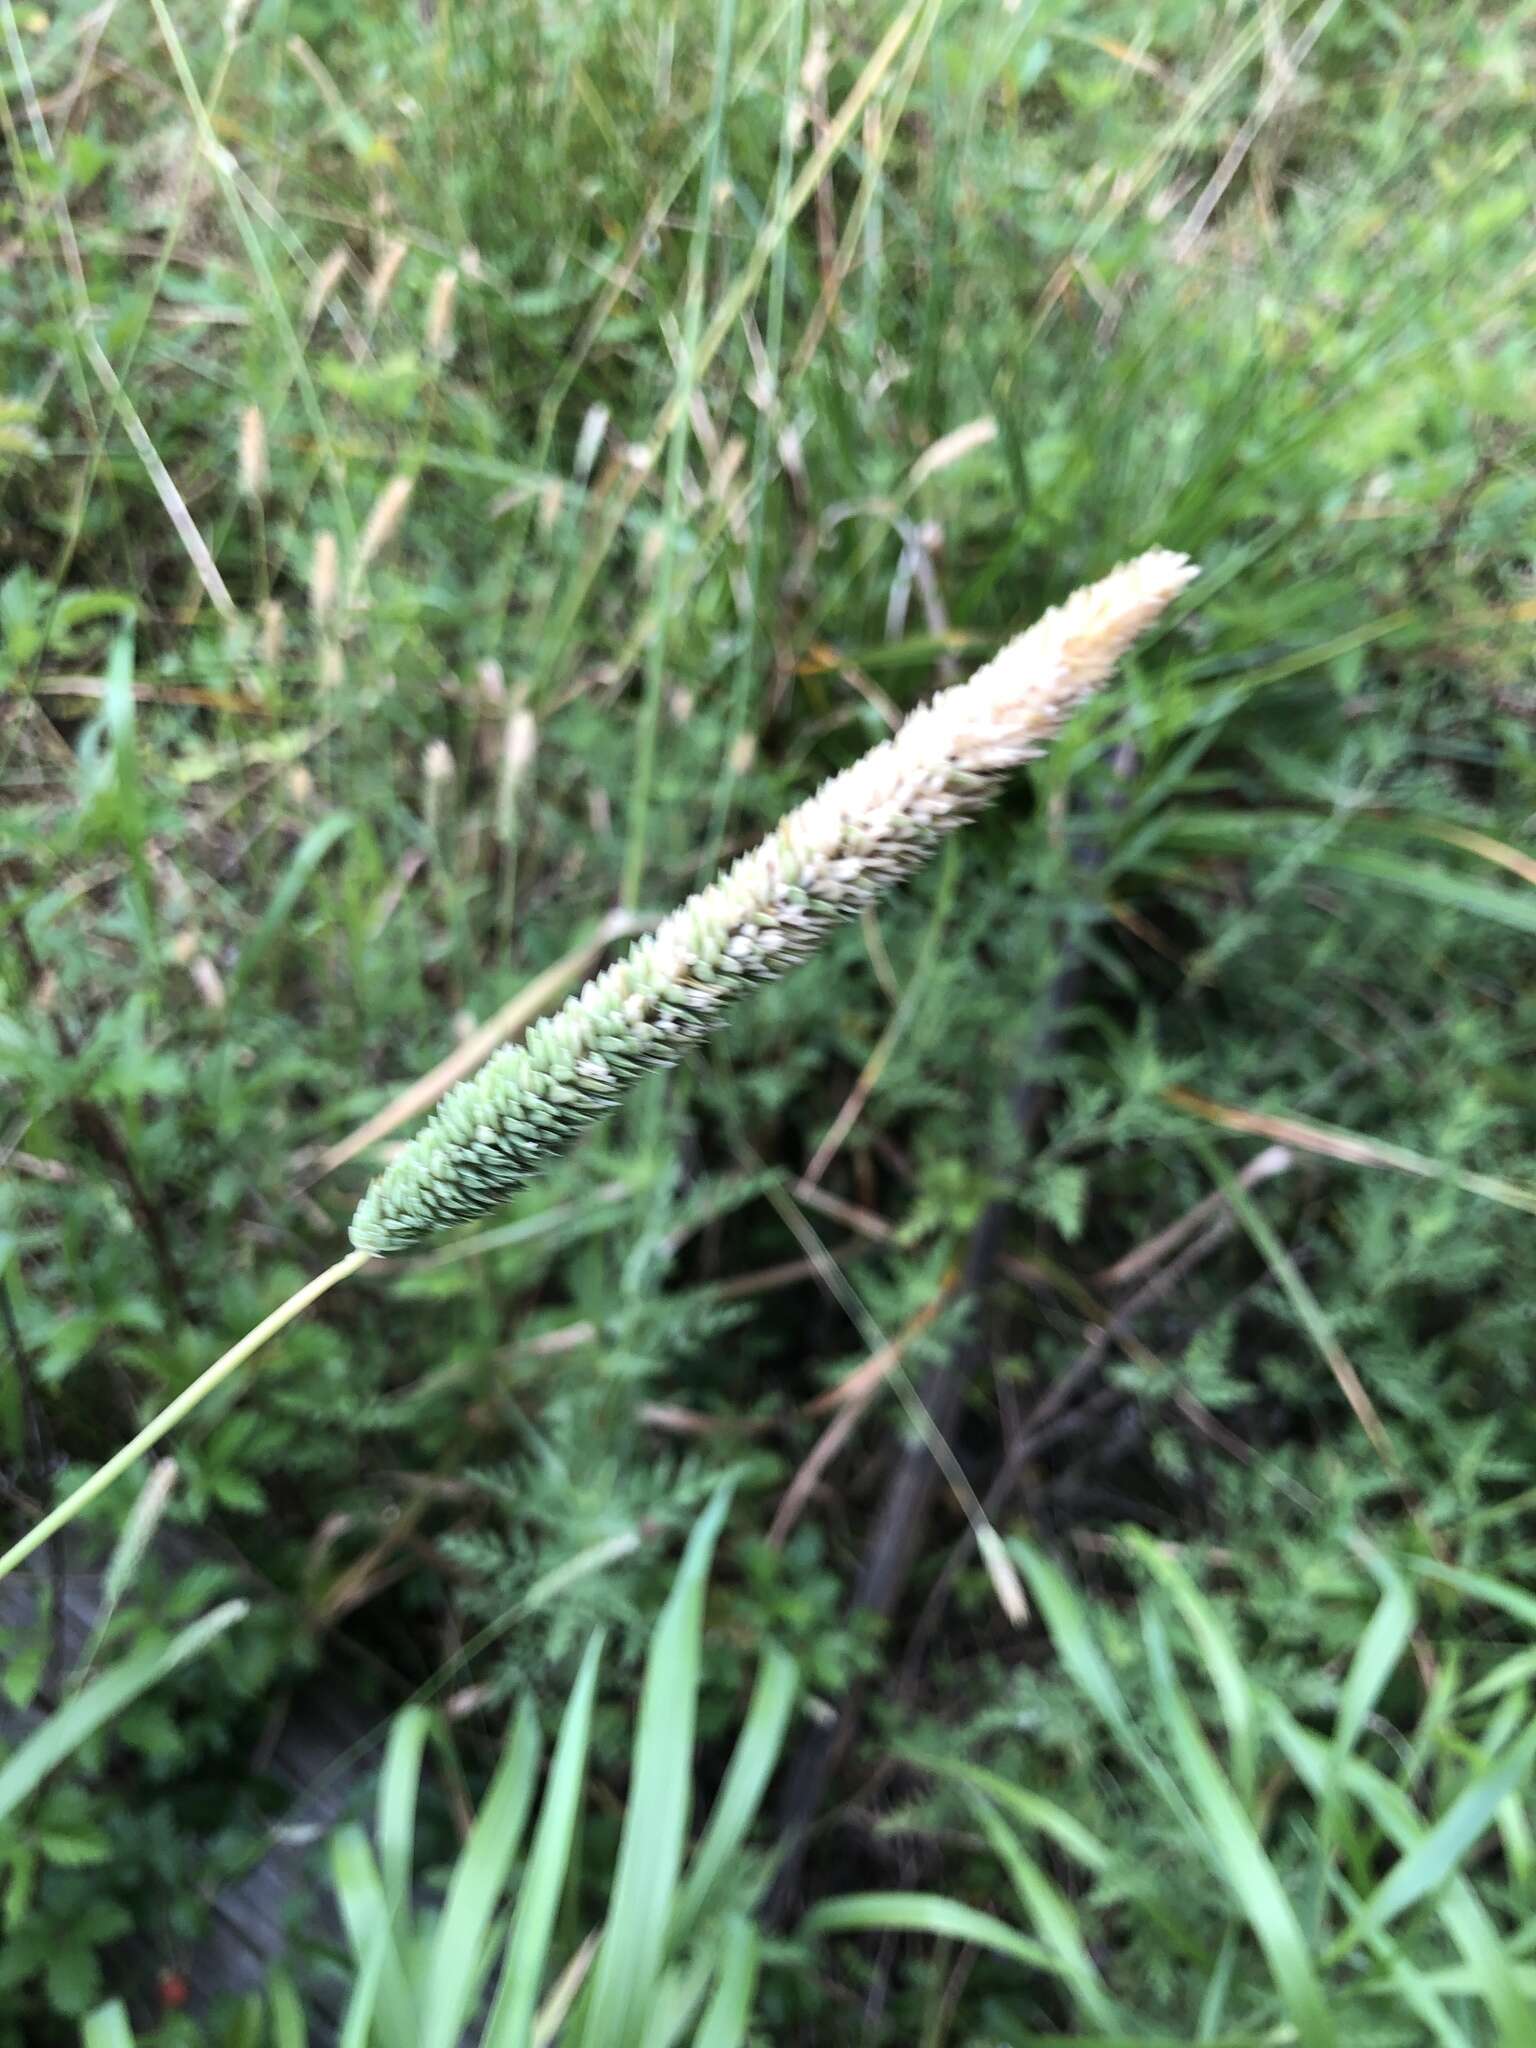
[1143,1611,1335,2048]
[576,1489,731,2048]
[674,1643,797,1939]
[485,1633,604,2048]
[421,1695,542,2048]
[0,1600,247,1824]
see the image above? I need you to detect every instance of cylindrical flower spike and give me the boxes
[350,549,1198,1254]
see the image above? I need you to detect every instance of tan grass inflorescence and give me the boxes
[350,549,1198,1254]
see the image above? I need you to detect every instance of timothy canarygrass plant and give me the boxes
[351,548,1197,1253]
[0,550,1195,1580]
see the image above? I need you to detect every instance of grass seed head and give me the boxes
[350,549,1197,1253]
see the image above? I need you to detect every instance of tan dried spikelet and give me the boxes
[309,531,339,623]
[495,703,537,846]
[365,236,409,320]
[422,739,455,837]
[238,406,267,499]
[351,549,1198,1253]
[425,267,458,359]
[357,476,414,569]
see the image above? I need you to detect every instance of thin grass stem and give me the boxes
[0,1249,373,1585]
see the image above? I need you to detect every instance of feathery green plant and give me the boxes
[0,550,1194,1581]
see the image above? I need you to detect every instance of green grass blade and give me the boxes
[690,1916,761,2048]
[674,1642,797,1939]
[1010,1535,1197,1829]
[337,1936,388,2048]
[1124,1528,1258,1805]
[485,1633,604,2048]
[1347,1716,1536,1940]
[330,1821,416,2048]
[421,1694,542,2048]
[1321,1862,1472,2048]
[621,0,739,907]
[1466,1648,1536,1709]
[576,1489,732,2048]
[637,1959,713,2048]
[79,2005,135,2048]
[1143,1609,1335,2048]
[234,811,354,990]
[1319,848,1536,936]
[804,1891,1058,1974]
[965,1790,1121,2031]
[999,2039,1265,2047]
[1302,1553,1417,1935]
[1196,1924,1241,2039]
[268,1970,309,2048]
[1269,1700,1534,2041]
[75,1458,178,1676]
[1332,1555,1415,1769]
[0,1599,246,1824]
[375,1706,432,1924]
[918,1753,1111,1873]
[1406,1557,1536,1633]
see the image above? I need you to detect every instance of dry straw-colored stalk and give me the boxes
[351,548,1198,1254]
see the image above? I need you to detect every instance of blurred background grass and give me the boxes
[2,0,1535,2041]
